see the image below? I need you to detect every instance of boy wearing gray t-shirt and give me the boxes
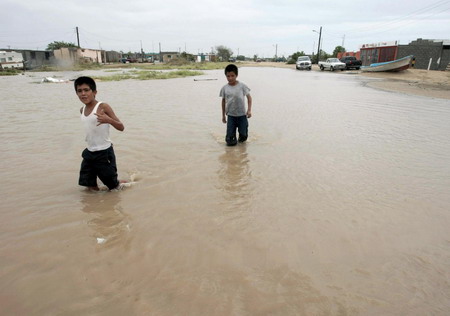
[219,64,253,146]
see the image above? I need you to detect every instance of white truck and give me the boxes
[318,58,346,71]
[296,56,312,70]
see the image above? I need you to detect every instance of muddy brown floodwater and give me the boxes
[1,67,450,315]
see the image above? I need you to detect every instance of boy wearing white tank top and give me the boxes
[74,76,125,191]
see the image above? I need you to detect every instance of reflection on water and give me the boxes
[81,191,132,249]
[217,144,252,206]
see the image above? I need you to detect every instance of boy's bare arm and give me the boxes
[222,98,227,123]
[96,103,125,131]
[247,95,252,118]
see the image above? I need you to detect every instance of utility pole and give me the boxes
[315,26,322,64]
[76,27,80,48]
[140,40,144,62]
[342,34,345,47]
[152,41,155,62]
[98,42,101,63]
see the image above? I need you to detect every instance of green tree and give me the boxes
[236,55,246,61]
[216,45,233,61]
[332,46,346,57]
[181,52,195,62]
[287,51,306,64]
[315,50,331,61]
[46,41,77,51]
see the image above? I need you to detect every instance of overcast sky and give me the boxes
[2,0,450,57]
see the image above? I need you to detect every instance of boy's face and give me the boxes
[76,83,97,105]
[226,71,237,85]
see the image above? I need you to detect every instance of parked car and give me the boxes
[339,56,362,70]
[296,56,312,70]
[120,57,138,63]
[318,58,346,71]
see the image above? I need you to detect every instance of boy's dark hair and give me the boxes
[74,76,96,92]
[225,64,238,76]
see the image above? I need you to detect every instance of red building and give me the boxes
[337,51,361,60]
[359,41,398,66]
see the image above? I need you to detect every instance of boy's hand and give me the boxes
[95,109,111,125]
[247,111,252,118]
[222,116,227,123]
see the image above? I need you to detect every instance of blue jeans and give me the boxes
[226,115,248,146]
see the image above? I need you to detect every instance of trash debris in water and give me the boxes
[41,77,69,83]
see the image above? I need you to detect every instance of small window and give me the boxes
[0,58,6,62]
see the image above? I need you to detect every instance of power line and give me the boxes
[325,0,450,37]
[347,0,450,35]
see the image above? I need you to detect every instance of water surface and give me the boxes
[1,67,450,315]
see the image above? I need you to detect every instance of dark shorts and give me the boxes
[226,115,248,146]
[79,145,119,190]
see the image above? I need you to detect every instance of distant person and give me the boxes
[220,64,253,146]
[74,76,126,191]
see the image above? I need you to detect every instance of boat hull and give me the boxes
[361,55,414,72]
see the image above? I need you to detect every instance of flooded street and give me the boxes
[1,67,450,315]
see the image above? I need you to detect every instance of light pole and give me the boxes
[313,27,322,64]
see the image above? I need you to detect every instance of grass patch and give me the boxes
[103,61,232,71]
[0,69,22,76]
[93,70,204,81]
[23,60,238,73]
[71,63,104,71]
[93,73,135,81]
[136,70,203,80]
[28,63,104,72]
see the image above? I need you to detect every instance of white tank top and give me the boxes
[81,102,112,151]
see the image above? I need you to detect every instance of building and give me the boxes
[159,51,180,63]
[21,50,54,69]
[397,38,450,71]
[1,49,55,69]
[105,51,122,63]
[196,53,216,62]
[359,41,398,66]
[53,47,105,66]
[359,38,450,70]
[337,51,361,60]
[0,51,24,69]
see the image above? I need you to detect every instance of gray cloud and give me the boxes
[2,0,449,57]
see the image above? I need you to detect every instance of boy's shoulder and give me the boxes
[222,81,248,88]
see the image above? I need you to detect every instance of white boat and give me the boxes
[361,55,414,72]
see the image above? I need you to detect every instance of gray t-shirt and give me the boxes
[219,82,251,117]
